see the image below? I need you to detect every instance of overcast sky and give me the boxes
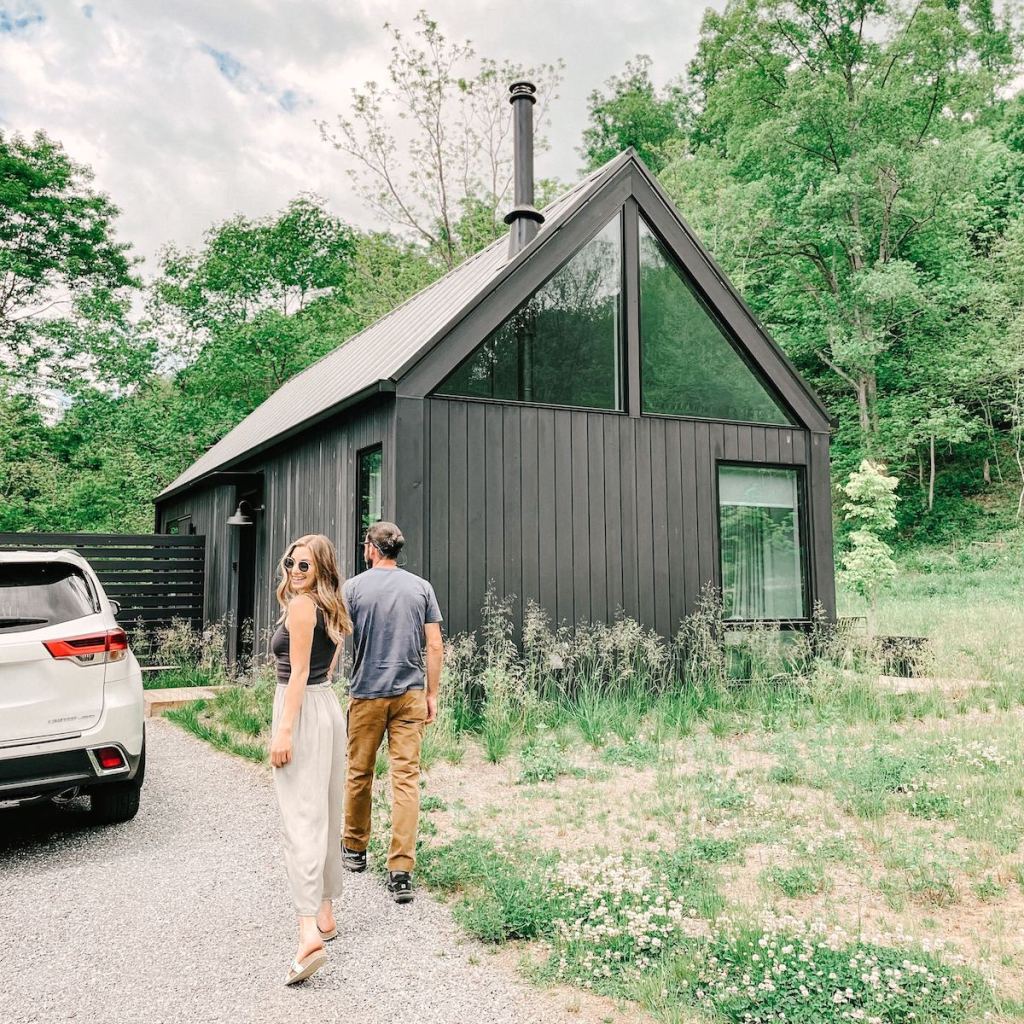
[1,1,719,272]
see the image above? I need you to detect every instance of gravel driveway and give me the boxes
[0,719,581,1024]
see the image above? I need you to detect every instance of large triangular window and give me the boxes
[436,214,623,410]
[639,219,791,425]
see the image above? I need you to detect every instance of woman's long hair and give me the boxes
[275,534,352,644]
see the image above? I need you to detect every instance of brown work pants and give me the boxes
[344,688,426,872]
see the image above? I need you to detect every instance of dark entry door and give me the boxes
[233,484,262,665]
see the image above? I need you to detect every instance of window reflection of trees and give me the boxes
[439,217,622,410]
[639,224,790,425]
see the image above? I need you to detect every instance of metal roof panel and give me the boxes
[157,156,626,499]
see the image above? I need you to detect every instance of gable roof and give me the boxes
[157,152,634,501]
[158,150,830,502]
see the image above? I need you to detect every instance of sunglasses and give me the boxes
[283,557,311,573]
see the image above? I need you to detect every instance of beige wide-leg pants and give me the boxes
[271,684,346,916]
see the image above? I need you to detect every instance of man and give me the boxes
[341,521,443,904]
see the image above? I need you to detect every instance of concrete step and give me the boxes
[143,686,228,718]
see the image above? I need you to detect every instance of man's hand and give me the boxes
[425,692,437,725]
[270,726,293,768]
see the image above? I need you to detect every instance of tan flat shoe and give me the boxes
[285,947,328,986]
[317,924,338,941]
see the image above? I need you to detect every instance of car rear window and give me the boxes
[0,563,99,633]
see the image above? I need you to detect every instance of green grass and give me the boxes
[518,736,571,783]
[143,665,226,689]
[762,864,830,898]
[159,541,1024,1022]
[601,737,660,769]
[165,700,267,763]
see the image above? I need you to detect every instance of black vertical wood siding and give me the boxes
[157,485,235,625]
[157,398,394,655]
[159,391,835,654]
[423,397,830,638]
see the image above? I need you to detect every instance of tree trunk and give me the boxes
[928,434,935,512]
[855,378,871,436]
[867,373,879,435]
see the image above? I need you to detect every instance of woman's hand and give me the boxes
[270,726,293,768]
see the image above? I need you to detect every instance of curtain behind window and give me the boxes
[719,466,805,620]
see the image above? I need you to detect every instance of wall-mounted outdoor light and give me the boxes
[226,499,264,527]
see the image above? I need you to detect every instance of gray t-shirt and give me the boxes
[343,567,443,700]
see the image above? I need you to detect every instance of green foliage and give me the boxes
[664,920,987,1024]
[518,735,571,783]
[762,864,829,898]
[839,461,900,616]
[580,56,686,173]
[151,194,359,430]
[0,130,139,389]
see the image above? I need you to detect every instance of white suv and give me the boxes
[0,550,145,824]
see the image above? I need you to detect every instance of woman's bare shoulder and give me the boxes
[286,593,318,625]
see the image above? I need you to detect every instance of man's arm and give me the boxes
[423,622,443,725]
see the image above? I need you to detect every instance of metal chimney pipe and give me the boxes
[504,80,545,258]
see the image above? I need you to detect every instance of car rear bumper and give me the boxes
[0,739,144,802]
[0,669,144,804]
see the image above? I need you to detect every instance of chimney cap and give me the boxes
[508,80,537,104]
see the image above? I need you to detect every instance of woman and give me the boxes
[269,534,351,985]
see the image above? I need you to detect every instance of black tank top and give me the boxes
[271,604,338,686]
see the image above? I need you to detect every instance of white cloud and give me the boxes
[0,0,715,274]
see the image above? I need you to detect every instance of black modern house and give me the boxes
[155,83,835,663]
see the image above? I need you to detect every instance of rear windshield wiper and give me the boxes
[0,617,49,628]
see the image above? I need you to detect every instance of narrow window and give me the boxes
[639,219,792,425]
[356,445,383,571]
[718,465,807,620]
[165,514,190,536]
[437,213,624,410]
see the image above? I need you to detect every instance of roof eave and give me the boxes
[155,380,396,504]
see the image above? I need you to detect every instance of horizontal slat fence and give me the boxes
[0,533,206,650]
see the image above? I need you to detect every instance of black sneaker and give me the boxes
[386,871,414,904]
[342,846,367,873]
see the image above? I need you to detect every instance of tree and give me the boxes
[0,130,141,392]
[151,195,359,436]
[319,11,563,269]
[580,56,687,173]
[839,460,899,629]
[0,387,59,530]
[664,0,1017,453]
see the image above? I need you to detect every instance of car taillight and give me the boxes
[44,629,129,665]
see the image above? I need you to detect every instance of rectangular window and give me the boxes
[0,562,99,634]
[356,445,383,571]
[718,465,807,620]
